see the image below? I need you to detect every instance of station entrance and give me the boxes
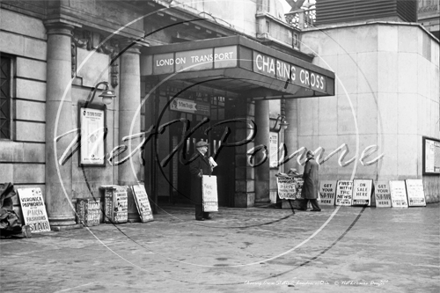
[144,81,238,208]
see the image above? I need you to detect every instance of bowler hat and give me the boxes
[195,140,209,148]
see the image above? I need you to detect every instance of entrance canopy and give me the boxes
[141,36,335,99]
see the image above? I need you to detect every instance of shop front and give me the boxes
[140,35,335,208]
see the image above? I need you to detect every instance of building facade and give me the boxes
[0,0,438,227]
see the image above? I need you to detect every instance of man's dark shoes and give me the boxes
[196,218,205,221]
[310,209,321,212]
[204,216,213,220]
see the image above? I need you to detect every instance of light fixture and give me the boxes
[87,81,116,105]
[271,114,289,132]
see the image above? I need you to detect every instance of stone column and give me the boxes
[284,99,299,171]
[254,100,270,204]
[45,21,76,227]
[118,42,142,222]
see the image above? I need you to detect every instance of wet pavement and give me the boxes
[1,203,439,293]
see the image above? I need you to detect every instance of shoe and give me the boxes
[204,216,213,220]
[310,209,321,212]
[196,218,205,221]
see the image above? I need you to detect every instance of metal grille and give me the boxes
[0,56,11,139]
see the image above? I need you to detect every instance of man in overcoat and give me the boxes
[300,150,321,211]
[189,140,214,221]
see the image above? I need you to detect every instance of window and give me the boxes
[0,55,12,139]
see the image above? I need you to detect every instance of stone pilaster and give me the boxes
[118,42,142,222]
[45,21,76,227]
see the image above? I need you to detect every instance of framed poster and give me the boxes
[17,188,50,233]
[319,180,336,205]
[405,179,426,207]
[352,179,373,206]
[79,102,107,166]
[131,184,154,222]
[374,181,392,208]
[335,180,353,206]
[269,132,278,168]
[389,180,408,208]
[202,175,218,212]
[423,136,440,175]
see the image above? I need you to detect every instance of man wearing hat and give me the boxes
[189,140,214,221]
[300,150,321,211]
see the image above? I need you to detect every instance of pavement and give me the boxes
[1,203,439,293]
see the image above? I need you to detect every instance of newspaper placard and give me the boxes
[100,185,117,223]
[202,175,218,212]
[335,180,353,206]
[405,179,426,207]
[319,181,336,205]
[352,179,373,206]
[76,198,100,227]
[17,188,50,233]
[277,177,296,200]
[113,186,128,223]
[389,180,408,208]
[374,181,392,207]
[131,184,154,222]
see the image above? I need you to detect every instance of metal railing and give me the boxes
[285,7,316,29]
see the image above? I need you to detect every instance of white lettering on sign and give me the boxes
[156,57,186,67]
[255,54,276,75]
[253,51,326,91]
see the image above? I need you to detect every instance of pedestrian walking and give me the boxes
[300,150,321,211]
[189,140,216,221]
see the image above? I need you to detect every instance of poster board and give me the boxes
[374,181,392,207]
[17,188,50,233]
[405,179,426,207]
[319,181,336,205]
[202,175,218,212]
[79,103,106,166]
[389,180,408,208]
[352,179,373,206]
[131,184,154,222]
[76,198,100,226]
[113,186,128,223]
[269,132,278,168]
[335,180,353,206]
[277,177,297,200]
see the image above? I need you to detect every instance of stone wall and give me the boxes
[0,8,47,213]
[294,22,440,202]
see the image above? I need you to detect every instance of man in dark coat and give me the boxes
[300,150,321,211]
[189,140,214,221]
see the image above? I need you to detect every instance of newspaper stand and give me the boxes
[275,173,304,211]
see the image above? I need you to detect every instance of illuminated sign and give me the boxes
[169,98,210,116]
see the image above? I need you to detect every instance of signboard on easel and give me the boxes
[352,179,373,206]
[202,175,218,212]
[131,184,154,222]
[335,180,353,206]
[17,188,50,233]
[374,181,392,207]
[276,177,297,200]
[389,180,408,208]
[405,179,426,207]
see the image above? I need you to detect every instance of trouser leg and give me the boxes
[195,204,204,219]
[310,199,321,210]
